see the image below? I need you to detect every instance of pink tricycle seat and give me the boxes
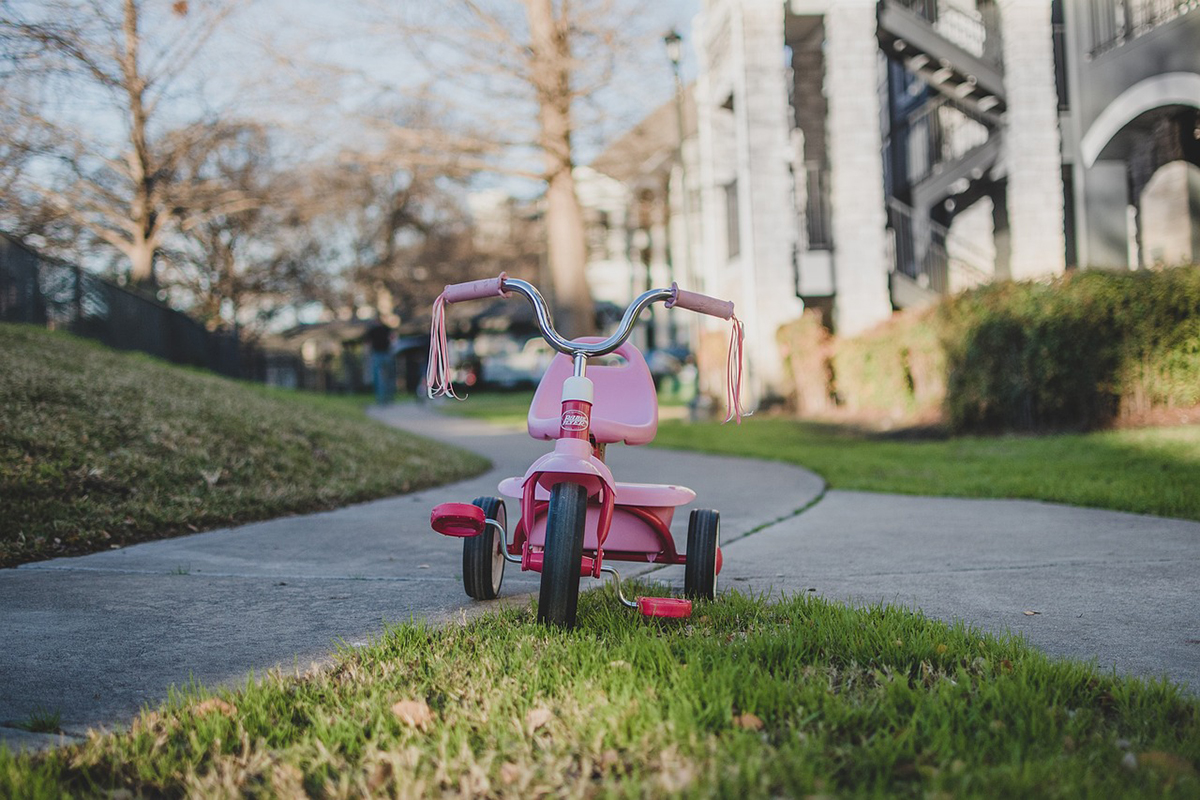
[527,338,658,446]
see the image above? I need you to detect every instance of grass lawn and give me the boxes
[3,589,1197,797]
[653,418,1200,522]
[436,390,1200,521]
[0,324,489,568]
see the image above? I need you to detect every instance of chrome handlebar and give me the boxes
[501,278,674,359]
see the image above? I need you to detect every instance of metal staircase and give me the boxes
[878,0,1006,301]
[878,0,1005,115]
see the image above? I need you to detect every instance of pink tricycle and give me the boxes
[426,275,745,627]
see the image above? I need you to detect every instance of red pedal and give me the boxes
[638,597,692,618]
[430,503,485,538]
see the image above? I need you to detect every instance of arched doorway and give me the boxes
[1079,73,1200,269]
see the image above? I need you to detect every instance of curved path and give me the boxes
[0,403,822,750]
[2,404,1197,751]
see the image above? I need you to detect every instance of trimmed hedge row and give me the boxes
[778,266,1200,433]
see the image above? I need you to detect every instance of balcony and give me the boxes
[1086,0,1200,59]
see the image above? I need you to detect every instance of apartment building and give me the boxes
[690,0,1200,396]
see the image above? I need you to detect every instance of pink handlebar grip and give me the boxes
[441,273,508,304]
[666,282,734,320]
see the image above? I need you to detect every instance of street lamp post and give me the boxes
[663,28,702,414]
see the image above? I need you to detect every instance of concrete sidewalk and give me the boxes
[0,403,822,750]
[2,403,1196,752]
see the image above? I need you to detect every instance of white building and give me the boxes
[680,0,1200,399]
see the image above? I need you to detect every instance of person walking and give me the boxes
[365,318,397,405]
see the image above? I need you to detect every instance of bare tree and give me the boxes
[294,143,508,325]
[160,122,333,335]
[0,0,251,286]
[344,0,661,337]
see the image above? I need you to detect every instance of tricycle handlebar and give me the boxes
[429,274,747,422]
[438,275,734,358]
[440,274,509,304]
[501,279,673,359]
[665,283,734,320]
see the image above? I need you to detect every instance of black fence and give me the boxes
[0,234,312,387]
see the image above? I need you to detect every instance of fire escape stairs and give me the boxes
[877,0,1006,117]
[878,0,1006,304]
[910,134,1004,224]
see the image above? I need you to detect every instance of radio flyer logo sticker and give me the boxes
[561,409,589,431]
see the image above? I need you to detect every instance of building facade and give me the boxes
[689,0,1200,397]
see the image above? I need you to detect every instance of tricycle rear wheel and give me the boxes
[685,509,720,600]
[537,482,588,627]
[463,496,506,600]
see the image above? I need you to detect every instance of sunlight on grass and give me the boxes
[653,418,1200,521]
[0,324,488,567]
[3,589,1196,797]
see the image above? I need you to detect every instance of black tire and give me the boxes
[684,509,720,600]
[537,482,589,627]
[463,497,506,600]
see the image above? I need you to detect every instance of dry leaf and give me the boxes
[525,706,553,735]
[608,659,631,669]
[1023,610,1041,616]
[733,712,764,731]
[499,762,522,785]
[193,698,236,718]
[392,699,435,730]
[1137,751,1197,778]
[935,644,948,654]
[600,749,620,769]
[368,762,394,792]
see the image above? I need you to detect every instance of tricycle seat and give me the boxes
[527,338,658,446]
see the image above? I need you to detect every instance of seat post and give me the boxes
[572,352,587,377]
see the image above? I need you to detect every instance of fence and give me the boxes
[0,234,314,388]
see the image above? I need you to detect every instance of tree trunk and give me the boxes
[123,0,158,289]
[128,238,156,287]
[544,160,592,338]
[526,0,594,338]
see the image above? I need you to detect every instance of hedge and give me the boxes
[778,266,1200,433]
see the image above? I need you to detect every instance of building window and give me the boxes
[725,180,740,259]
[806,165,833,250]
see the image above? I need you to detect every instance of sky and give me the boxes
[203,0,703,177]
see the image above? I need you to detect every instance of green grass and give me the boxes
[0,323,489,567]
[433,391,1200,521]
[2,589,1197,797]
[13,707,62,736]
[653,418,1200,521]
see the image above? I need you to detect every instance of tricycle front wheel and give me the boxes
[463,496,506,600]
[685,509,720,601]
[537,482,588,627]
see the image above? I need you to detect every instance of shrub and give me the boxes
[940,267,1200,431]
[831,310,944,421]
[776,311,834,415]
[778,266,1200,433]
